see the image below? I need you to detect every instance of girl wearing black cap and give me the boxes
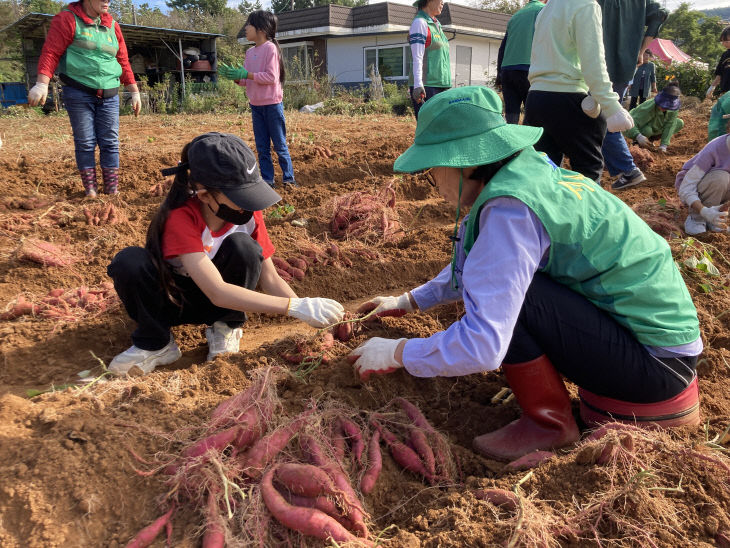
[106,133,344,375]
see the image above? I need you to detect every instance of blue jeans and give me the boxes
[62,85,120,171]
[250,102,294,185]
[601,82,637,177]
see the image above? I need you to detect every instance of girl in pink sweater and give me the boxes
[219,11,295,187]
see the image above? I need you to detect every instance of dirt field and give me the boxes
[0,107,729,547]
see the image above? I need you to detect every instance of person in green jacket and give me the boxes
[347,86,701,462]
[708,89,730,141]
[624,82,683,153]
[495,0,544,124]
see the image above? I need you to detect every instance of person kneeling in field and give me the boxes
[624,82,683,154]
[348,86,702,462]
[107,132,344,375]
[676,134,730,235]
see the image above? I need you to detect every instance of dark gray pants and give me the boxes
[107,233,263,350]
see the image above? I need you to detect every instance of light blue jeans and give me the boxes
[63,85,120,171]
[601,82,637,176]
[250,102,295,185]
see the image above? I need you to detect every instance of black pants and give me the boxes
[409,86,449,119]
[524,90,607,182]
[628,92,646,110]
[504,274,697,403]
[107,233,263,350]
[501,69,531,124]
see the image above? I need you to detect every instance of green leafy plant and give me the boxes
[673,237,729,293]
[267,203,295,219]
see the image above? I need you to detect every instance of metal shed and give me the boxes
[0,12,224,102]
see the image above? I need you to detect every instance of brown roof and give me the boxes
[237,2,508,39]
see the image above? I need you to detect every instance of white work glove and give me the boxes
[360,292,414,316]
[129,91,141,116]
[287,297,344,328]
[658,144,668,153]
[348,337,406,381]
[706,85,716,100]
[606,108,634,133]
[636,134,651,148]
[700,205,729,230]
[28,82,48,107]
[412,86,426,104]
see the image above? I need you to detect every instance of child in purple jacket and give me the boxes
[219,11,296,188]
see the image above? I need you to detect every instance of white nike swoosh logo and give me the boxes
[246,163,256,175]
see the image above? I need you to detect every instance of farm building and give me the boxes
[0,12,223,103]
[236,2,509,87]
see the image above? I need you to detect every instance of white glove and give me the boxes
[658,144,668,153]
[365,292,414,315]
[287,297,344,328]
[606,108,634,133]
[412,87,426,104]
[706,85,716,99]
[636,134,650,147]
[129,91,141,116]
[28,82,48,107]
[700,205,728,230]
[348,337,406,381]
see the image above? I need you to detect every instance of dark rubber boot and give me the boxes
[473,355,580,461]
[80,167,97,197]
[102,167,119,195]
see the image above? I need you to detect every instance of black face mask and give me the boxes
[210,196,253,225]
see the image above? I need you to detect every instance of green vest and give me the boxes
[709,91,730,141]
[462,148,700,347]
[502,0,543,68]
[409,11,451,88]
[59,11,121,90]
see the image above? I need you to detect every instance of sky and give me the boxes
[141,0,730,14]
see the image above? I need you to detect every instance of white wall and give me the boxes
[326,32,502,86]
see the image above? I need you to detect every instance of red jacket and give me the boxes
[37,2,135,86]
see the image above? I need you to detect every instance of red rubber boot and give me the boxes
[473,355,580,461]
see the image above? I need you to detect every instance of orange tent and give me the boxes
[647,38,692,64]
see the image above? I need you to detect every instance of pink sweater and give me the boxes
[238,40,283,106]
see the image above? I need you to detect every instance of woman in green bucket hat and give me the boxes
[348,86,702,462]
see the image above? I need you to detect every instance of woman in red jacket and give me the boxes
[27,0,140,197]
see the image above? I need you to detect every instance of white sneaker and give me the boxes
[108,337,182,376]
[684,214,707,235]
[205,321,243,361]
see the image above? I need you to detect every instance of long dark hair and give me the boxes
[145,142,196,305]
[470,151,521,185]
[246,10,286,85]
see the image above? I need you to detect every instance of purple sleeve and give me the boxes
[402,197,550,377]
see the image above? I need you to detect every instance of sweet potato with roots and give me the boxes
[374,422,430,480]
[360,430,381,495]
[202,491,225,548]
[261,467,369,546]
[339,418,365,466]
[275,463,338,497]
[239,411,311,478]
[472,488,519,512]
[125,506,175,548]
[285,493,354,531]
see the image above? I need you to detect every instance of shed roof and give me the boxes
[0,12,223,46]
[237,2,508,41]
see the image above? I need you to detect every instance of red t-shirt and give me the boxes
[162,197,274,275]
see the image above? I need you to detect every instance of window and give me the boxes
[364,45,411,81]
[281,42,314,81]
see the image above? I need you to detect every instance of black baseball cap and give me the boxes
[163,132,281,211]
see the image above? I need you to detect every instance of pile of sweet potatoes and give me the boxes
[272,241,353,282]
[328,181,402,243]
[0,282,118,321]
[83,203,125,226]
[16,238,80,267]
[126,368,456,547]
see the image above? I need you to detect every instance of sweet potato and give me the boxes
[339,418,364,466]
[272,257,292,273]
[376,424,430,479]
[472,488,519,512]
[275,463,338,497]
[261,468,367,545]
[181,425,244,459]
[240,412,310,478]
[394,397,434,431]
[125,507,175,548]
[360,430,381,495]
[408,426,436,477]
[286,257,308,272]
[289,267,305,281]
[286,493,353,530]
[202,491,225,548]
[505,451,555,471]
[276,267,293,282]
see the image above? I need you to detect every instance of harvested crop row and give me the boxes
[1,282,118,321]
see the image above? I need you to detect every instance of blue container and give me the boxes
[0,82,28,108]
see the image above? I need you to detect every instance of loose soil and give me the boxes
[0,106,729,547]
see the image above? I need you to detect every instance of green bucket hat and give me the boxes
[394,86,543,173]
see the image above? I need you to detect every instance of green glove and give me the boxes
[218,63,248,81]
